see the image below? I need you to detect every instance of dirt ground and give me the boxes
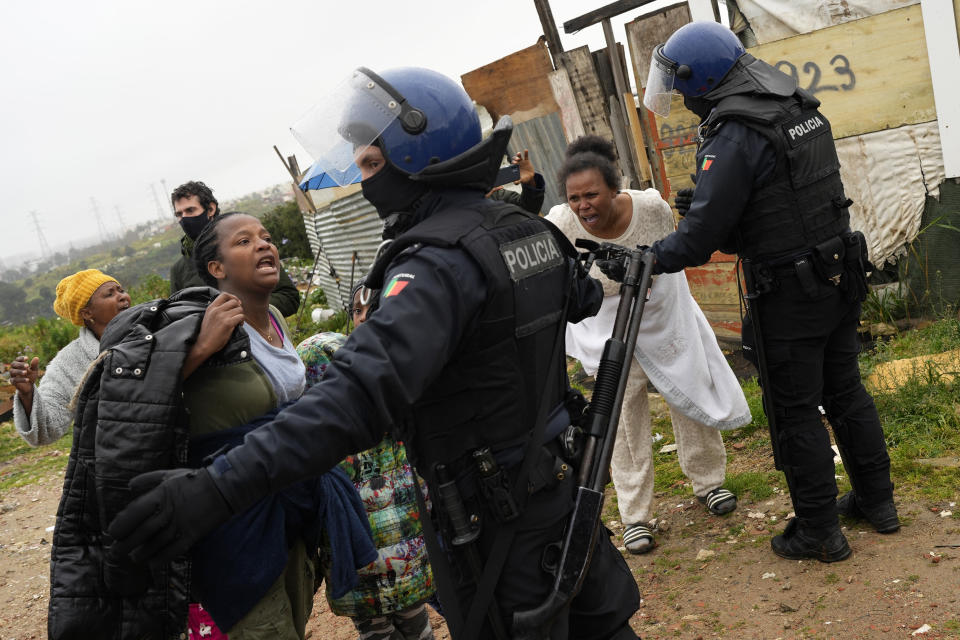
[2,463,958,640]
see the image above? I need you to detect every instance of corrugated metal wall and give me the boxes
[508,111,569,213]
[302,191,383,311]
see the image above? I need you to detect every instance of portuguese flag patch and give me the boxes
[700,155,715,171]
[383,275,413,297]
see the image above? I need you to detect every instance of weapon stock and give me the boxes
[512,244,655,639]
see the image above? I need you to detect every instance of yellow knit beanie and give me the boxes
[53,269,117,326]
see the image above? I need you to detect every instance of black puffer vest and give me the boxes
[367,198,575,478]
[703,89,850,260]
[48,287,253,640]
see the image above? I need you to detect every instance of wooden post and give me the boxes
[532,0,565,70]
[602,18,645,187]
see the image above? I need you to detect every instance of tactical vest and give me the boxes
[703,90,850,261]
[366,199,574,477]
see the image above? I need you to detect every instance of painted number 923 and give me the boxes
[774,54,855,95]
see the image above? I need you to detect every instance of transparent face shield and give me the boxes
[643,45,677,117]
[290,68,403,187]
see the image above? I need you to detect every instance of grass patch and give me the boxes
[859,317,960,373]
[723,470,781,501]
[0,421,72,496]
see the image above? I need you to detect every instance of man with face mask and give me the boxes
[638,22,898,562]
[108,67,641,640]
[169,180,301,316]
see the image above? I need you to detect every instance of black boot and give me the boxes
[771,518,851,563]
[837,490,900,533]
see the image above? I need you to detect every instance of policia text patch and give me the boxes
[781,112,830,149]
[499,231,563,281]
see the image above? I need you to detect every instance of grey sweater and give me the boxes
[13,326,100,446]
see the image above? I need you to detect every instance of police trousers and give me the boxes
[743,267,893,530]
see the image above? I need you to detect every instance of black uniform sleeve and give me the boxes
[568,264,603,323]
[268,265,301,317]
[208,245,488,512]
[517,173,546,215]
[488,173,546,215]
[651,121,776,274]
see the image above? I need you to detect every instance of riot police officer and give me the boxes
[640,22,898,562]
[108,66,640,639]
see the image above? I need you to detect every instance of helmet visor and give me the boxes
[290,68,402,187]
[643,46,677,117]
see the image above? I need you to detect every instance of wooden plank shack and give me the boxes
[461,41,558,124]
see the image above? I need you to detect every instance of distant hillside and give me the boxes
[0,224,181,326]
[221,183,295,218]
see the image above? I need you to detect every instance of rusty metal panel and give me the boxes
[508,111,571,213]
[301,191,383,312]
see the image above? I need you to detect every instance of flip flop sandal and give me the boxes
[699,487,737,515]
[623,522,656,555]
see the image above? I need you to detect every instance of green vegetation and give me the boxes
[859,317,960,372]
[649,316,960,506]
[261,201,312,261]
[0,423,72,494]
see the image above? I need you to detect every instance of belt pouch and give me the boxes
[794,256,820,299]
[812,236,845,286]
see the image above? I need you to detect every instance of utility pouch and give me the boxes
[812,236,846,287]
[473,448,520,523]
[841,231,870,302]
[793,256,820,299]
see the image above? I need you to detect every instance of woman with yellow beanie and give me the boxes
[9,268,130,446]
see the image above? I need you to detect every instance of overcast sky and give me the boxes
[1,0,677,263]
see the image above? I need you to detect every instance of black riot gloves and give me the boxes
[596,246,651,284]
[108,466,233,565]
[674,173,697,218]
[674,188,694,217]
[596,256,627,283]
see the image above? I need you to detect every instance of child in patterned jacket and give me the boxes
[297,281,435,640]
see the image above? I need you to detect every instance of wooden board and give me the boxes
[625,3,691,89]
[623,92,652,184]
[748,4,934,140]
[684,256,743,340]
[461,41,558,124]
[548,68,585,141]
[558,46,615,142]
[625,2,690,199]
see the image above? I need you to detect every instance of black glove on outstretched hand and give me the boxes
[674,188,695,217]
[108,466,233,565]
[596,246,654,284]
[596,257,626,283]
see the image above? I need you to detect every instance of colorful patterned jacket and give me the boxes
[296,332,435,618]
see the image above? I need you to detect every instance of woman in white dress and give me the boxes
[546,136,751,553]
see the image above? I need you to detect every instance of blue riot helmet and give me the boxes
[369,67,482,175]
[643,21,745,116]
[291,66,509,190]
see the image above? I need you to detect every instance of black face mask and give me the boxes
[683,94,715,120]
[361,160,429,228]
[179,214,211,240]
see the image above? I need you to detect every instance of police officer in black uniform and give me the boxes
[639,23,898,562]
[108,66,640,639]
